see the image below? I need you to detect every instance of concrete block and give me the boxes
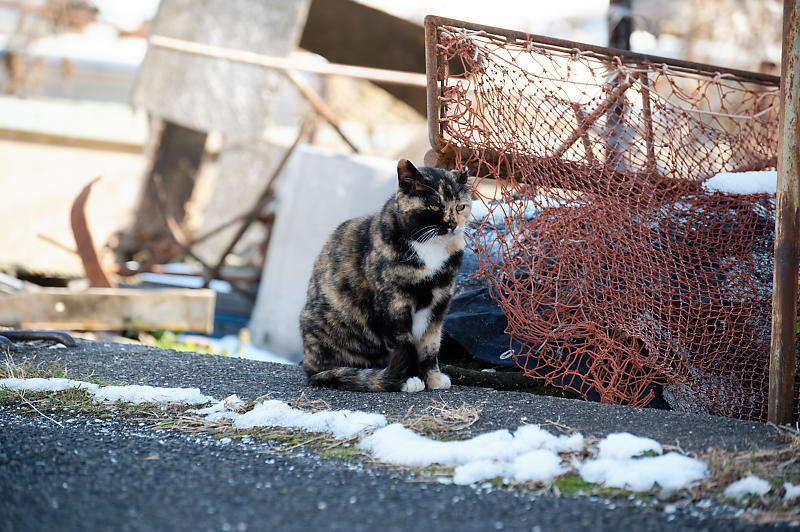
[132,0,310,138]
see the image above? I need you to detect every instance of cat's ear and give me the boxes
[397,159,425,192]
[456,166,470,185]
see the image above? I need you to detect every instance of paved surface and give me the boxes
[0,340,795,531]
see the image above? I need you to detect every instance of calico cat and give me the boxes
[300,159,472,392]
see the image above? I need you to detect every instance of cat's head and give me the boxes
[395,159,472,240]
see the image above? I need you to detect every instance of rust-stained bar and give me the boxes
[424,16,445,152]
[638,72,657,173]
[768,0,800,425]
[425,15,779,86]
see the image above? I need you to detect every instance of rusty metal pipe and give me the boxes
[424,15,779,86]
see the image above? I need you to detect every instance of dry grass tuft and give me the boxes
[287,391,330,412]
[400,400,481,438]
[1,354,65,380]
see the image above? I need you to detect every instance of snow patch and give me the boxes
[703,171,777,195]
[93,385,213,404]
[597,432,662,460]
[724,475,771,499]
[783,482,800,502]
[450,454,569,486]
[189,394,246,422]
[359,423,582,485]
[0,378,211,405]
[231,400,386,439]
[359,423,514,468]
[0,377,99,394]
[579,452,707,492]
[470,199,491,220]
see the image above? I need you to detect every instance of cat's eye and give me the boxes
[456,205,467,213]
[429,205,440,211]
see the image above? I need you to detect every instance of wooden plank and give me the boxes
[0,288,216,333]
[769,0,800,425]
[149,35,427,88]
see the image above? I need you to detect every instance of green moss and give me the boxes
[553,475,597,495]
[487,476,506,488]
[632,450,659,459]
[550,475,650,502]
[256,431,311,444]
[768,476,788,489]
[212,433,246,440]
[49,388,94,407]
[0,388,20,402]
[320,445,363,461]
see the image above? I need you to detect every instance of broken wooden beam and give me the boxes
[0,288,216,333]
[148,34,427,88]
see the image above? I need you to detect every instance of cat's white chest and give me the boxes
[411,234,461,273]
[411,306,432,340]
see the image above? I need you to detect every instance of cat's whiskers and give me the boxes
[417,227,440,245]
[403,226,439,262]
[411,225,438,240]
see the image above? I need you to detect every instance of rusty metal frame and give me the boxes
[424,14,780,160]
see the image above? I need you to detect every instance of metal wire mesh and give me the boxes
[425,16,797,421]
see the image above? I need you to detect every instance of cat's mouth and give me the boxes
[437,225,464,236]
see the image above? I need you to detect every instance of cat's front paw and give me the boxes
[426,371,451,390]
[401,376,425,393]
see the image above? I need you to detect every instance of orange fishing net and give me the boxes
[425,16,797,420]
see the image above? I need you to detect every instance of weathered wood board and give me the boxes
[0,288,216,333]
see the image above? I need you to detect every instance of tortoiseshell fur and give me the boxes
[300,159,472,392]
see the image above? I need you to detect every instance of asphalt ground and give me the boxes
[1,340,796,531]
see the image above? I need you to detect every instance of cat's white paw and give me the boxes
[401,376,425,393]
[426,371,451,390]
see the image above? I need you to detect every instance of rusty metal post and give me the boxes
[769,0,800,425]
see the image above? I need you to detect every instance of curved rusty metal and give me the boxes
[70,176,114,288]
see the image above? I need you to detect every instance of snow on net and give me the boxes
[425,17,797,421]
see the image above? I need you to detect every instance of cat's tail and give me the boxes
[306,367,402,392]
